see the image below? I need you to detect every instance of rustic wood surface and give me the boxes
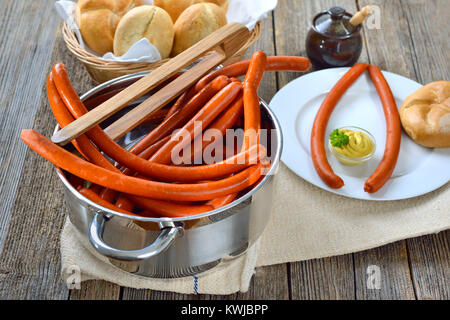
[0,0,448,300]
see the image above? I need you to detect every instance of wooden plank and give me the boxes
[69,281,121,300]
[354,242,415,299]
[122,289,201,300]
[48,32,124,300]
[349,0,419,300]
[360,0,450,299]
[0,21,123,299]
[56,26,125,299]
[360,0,450,300]
[274,0,369,87]
[400,0,450,84]
[290,256,355,300]
[407,231,449,300]
[274,0,364,300]
[0,1,69,299]
[0,64,69,299]
[122,265,288,300]
[358,0,418,77]
[237,264,290,300]
[0,0,60,252]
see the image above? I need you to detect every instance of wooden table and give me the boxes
[0,0,448,300]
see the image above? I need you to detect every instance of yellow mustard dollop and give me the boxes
[333,129,374,158]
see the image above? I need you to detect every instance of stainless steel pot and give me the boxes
[56,72,282,278]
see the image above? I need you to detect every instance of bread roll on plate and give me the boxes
[113,5,174,59]
[400,81,450,148]
[154,0,228,23]
[171,3,227,57]
[76,0,143,55]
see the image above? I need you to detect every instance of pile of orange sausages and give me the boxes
[21,52,311,218]
[311,63,401,193]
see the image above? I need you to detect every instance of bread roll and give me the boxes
[76,0,143,55]
[171,3,227,56]
[400,81,450,148]
[154,0,228,23]
[113,5,174,58]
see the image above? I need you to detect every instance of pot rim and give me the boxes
[56,71,283,222]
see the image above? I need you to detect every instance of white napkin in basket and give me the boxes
[54,0,278,63]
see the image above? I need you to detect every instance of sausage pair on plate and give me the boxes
[311,63,401,193]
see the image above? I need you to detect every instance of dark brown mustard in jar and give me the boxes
[306,6,362,69]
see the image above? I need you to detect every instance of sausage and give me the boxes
[47,73,85,157]
[21,129,265,201]
[99,187,116,202]
[50,70,133,207]
[48,65,268,216]
[242,51,267,151]
[78,188,138,217]
[49,71,262,214]
[98,133,239,213]
[118,136,171,177]
[206,193,238,209]
[88,184,103,194]
[310,63,369,189]
[163,86,197,121]
[190,93,244,163]
[114,194,135,211]
[203,93,244,139]
[83,88,123,111]
[97,136,171,208]
[364,65,401,193]
[195,56,311,91]
[79,188,159,218]
[129,75,231,156]
[140,108,170,125]
[47,73,118,171]
[244,51,267,88]
[51,65,260,181]
[138,135,171,159]
[49,80,202,213]
[149,81,243,164]
[127,195,214,217]
[131,143,265,181]
[163,143,266,181]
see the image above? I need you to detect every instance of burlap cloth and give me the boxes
[61,164,449,295]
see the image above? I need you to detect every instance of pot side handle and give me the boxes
[89,212,182,261]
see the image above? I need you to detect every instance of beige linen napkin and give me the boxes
[256,164,449,266]
[60,164,449,294]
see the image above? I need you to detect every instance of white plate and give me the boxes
[269,68,450,200]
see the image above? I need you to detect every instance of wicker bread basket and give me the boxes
[62,21,261,84]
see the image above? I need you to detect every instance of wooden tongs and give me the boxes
[52,23,251,145]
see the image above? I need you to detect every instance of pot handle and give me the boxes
[89,212,182,261]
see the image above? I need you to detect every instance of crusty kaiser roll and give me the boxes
[154,0,228,23]
[171,3,227,56]
[400,81,450,148]
[76,0,143,55]
[113,5,174,59]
